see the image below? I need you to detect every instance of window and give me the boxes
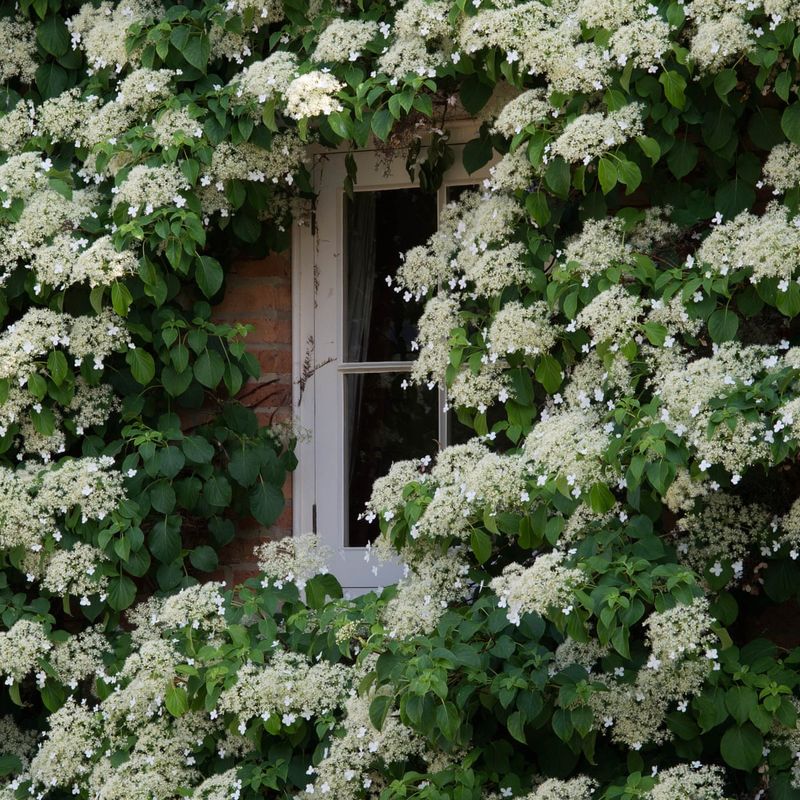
[293,125,494,593]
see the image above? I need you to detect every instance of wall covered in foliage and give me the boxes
[2,0,800,798]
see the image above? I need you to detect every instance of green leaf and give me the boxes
[642,321,667,346]
[47,350,68,386]
[720,723,763,771]
[616,159,642,193]
[31,407,55,437]
[507,710,527,743]
[37,15,70,57]
[196,256,223,298]
[189,545,218,572]
[228,446,260,487]
[526,192,551,226]
[107,576,137,611]
[707,308,739,342]
[714,69,737,103]
[535,354,563,393]
[204,475,232,508]
[463,135,493,174]
[149,518,182,563]
[0,755,22,778]
[162,366,193,397]
[782,102,800,145]
[36,62,69,99]
[126,349,155,385]
[588,483,615,513]
[181,158,200,185]
[777,283,800,317]
[305,573,343,609]
[328,111,352,138]
[371,108,393,141]
[660,70,687,109]
[194,350,224,389]
[157,562,183,591]
[157,445,185,479]
[249,481,284,525]
[150,481,176,514]
[598,158,618,194]
[636,135,661,164]
[470,529,492,564]
[111,282,133,316]
[182,436,215,463]
[667,139,699,179]
[646,460,675,494]
[27,372,47,400]
[459,74,493,115]
[725,686,758,726]
[182,32,210,72]
[436,701,460,741]
[171,342,190,373]
[545,157,570,197]
[715,179,756,220]
[369,694,392,731]
[165,684,189,717]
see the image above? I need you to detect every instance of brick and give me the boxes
[222,316,291,346]
[255,347,292,375]
[218,534,263,565]
[274,503,293,530]
[211,247,297,577]
[214,280,291,315]
[230,254,291,279]
[230,566,261,585]
[239,381,292,411]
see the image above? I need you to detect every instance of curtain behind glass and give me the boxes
[345,193,377,490]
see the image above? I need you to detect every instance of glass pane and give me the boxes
[345,373,439,546]
[446,183,479,203]
[345,189,437,362]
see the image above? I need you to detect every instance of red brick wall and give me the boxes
[212,252,293,584]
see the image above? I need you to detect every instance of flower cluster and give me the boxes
[66,1,161,72]
[675,494,773,585]
[230,51,298,106]
[491,551,584,625]
[655,343,774,474]
[551,104,644,165]
[32,234,139,290]
[254,532,331,589]
[383,549,471,636]
[647,764,729,800]
[111,164,189,216]
[695,203,800,285]
[0,456,125,572]
[591,599,719,748]
[522,777,598,800]
[0,619,51,685]
[284,71,344,120]
[313,20,380,63]
[487,300,559,357]
[524,408,616,496]
[217,649,351,726]
[492,89,553,137]
[0,17,37,84]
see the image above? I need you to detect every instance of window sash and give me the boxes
[292,125,495,592]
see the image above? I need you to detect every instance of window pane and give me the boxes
[446,183,479,203]
[345,189,437,362]
[345,373,439,546]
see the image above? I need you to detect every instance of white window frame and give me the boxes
[292,121,494,593]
